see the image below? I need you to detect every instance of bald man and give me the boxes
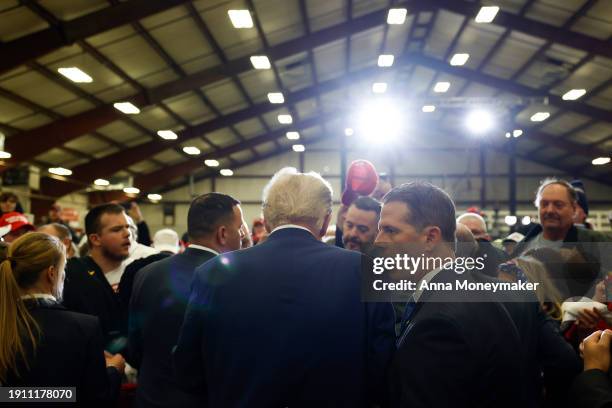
[457,213,490,241]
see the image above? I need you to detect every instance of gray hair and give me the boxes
[456,213,487,233]
[534,178,577,208]
[262,167,333,231]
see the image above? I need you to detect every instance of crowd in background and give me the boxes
[0,169,611,407]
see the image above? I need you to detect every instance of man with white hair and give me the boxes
[457,212,508,277]
[174,168,395,407]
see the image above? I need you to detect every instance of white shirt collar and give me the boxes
[412,268,443,303]
[270,224,313,236]
[20,293,57,302]
[187,244,220,256]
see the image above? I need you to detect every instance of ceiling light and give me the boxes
[0,151,11,159]
[387,8,407,24]
[372,82,387,93]
[205,159,219,167]
[505,132,511,138]
[465,110,494,134]
[513,129,523,137]
[504,215,517,226]
[286,131,300,140]
[521,216,531,225]
[228,9,253,28]
[220,169,234,176]
[356,99,404,144]
[592,157,611,166]
[157,130,178,140]
[267,92,284,104]
[475,6,499,23]
[434,82,450,93]
[278,114,293,124]
[48,167,72,176]
[183,146,201,155]
[378,54,394,67]
[422,105,436,113]
[147,193,162,201]
[57,67,93,83]
[450,53,469,66]
[562,89,587,101]
[530,112,550,122]
[94,178,109,186]
[123,187,140,194]
[292,144,305,152]
[344,128,354,136]
[113,102,140,114]
[250,55,271,69]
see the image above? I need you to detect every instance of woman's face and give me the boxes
[1,199,16,213]
[52,255,66,301]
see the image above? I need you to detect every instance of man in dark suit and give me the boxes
[376,182,525,407]
[174,167,396,407]
[128,193,244,408]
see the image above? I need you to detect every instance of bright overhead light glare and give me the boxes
[505,215,517,226]
[513,129,523,137]
[592,157,611,166]
[465,110,494,134]
[277,114,293,124]
[292,144,305,152]
[0,151,11,159]
[58,67,92,83]
[372,82,387,93]
[123,187,140,194]
[434,81,450,93]
[562,89,587,101]
[113,102,140,114]
[220,169,234,176]
[450,53,470,66]
[286,131,300,140]
[267,92,284,104]
[344,128,354,136]
[94,178,109,186]
[48,167,72,176]
[387,8,407,24]
[228,9,253,28]
[378,54,394,67]
[505,132,511,138]
[530,112,550,122]
[183,146,201,155]
[521,216,531,226]
[475,6,499,23]
[157,130,178,140]
[356,99,404,144]
[422,105,436,113]
[204,159,219,167]
[250,55,271,69]
[147,193,162,201]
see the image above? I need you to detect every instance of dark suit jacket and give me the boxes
[174,227,396,407]
[62,257,124,352]
[391,268,524,408]
[128,247,216,408]
[6,298,121,406]
[571,369,612,408]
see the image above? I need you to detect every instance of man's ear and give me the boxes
[216,225,227,246]
[422,226,442,251]
[88,233,101,248]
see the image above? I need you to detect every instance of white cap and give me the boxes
[153,228,180,254]
[503,232,525,243]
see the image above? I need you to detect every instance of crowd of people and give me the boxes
[0,169,611,407]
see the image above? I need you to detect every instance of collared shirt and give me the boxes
[188,244,220,256]
[412,267,444,303]
[270,224,313,236]
[20,293,57,302]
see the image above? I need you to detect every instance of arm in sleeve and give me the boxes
[366,301,396,406]
[571,369,612,408]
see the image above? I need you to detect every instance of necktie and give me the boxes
[396,296,417,347]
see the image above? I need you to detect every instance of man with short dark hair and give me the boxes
[377,181,523,407]
[342,196,381,252]
[62,203,131,351]
[128,193,244,408]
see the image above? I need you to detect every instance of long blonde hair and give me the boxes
[0,232,64,383]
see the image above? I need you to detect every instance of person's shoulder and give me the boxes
[35,302,101,333]
[577,228,609,242]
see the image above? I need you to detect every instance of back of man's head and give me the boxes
[456,212,489,241]
[85,203,125,237]
[383,181,456,243]
[187,193,240,241]
[262,167,333,233]
[38,222,71,242]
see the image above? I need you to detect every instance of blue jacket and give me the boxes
[174,227,395,407]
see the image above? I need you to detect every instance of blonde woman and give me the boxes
[0,232,124,404]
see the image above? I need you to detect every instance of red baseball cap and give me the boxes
[341,160,379,206]
[0,212,35,237]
